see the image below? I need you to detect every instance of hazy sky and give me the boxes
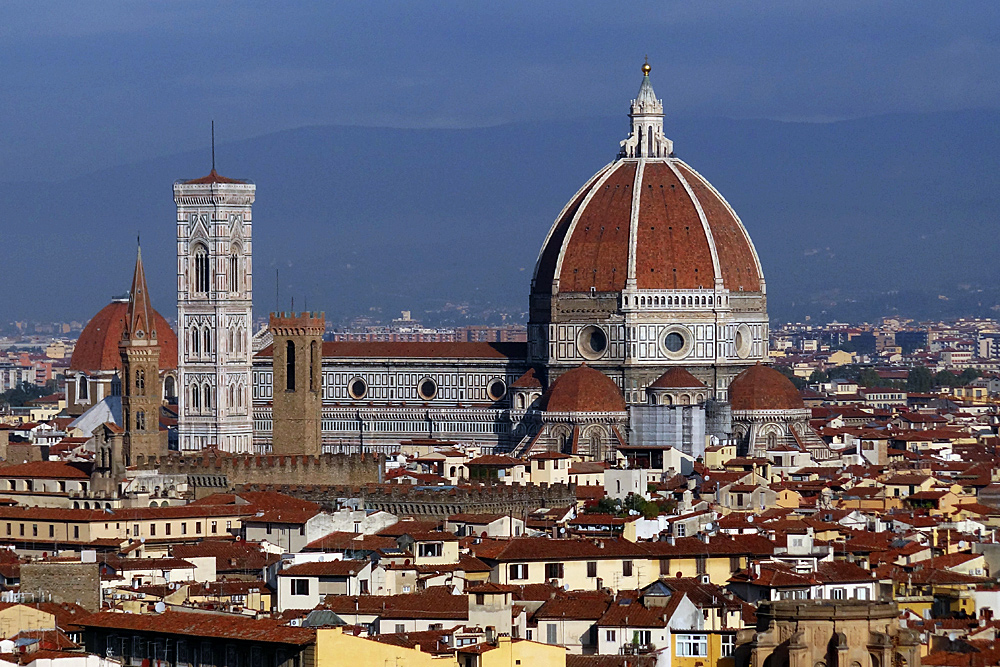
[2,1,999,182]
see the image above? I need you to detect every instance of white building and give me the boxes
[175,169,256,452]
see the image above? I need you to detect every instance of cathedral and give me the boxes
[66,64,822,463]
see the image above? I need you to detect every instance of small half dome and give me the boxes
[648,367,706,390]
[728,365,804,411]
[544,364,626,413]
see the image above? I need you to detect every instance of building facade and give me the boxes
[247,64,772,454]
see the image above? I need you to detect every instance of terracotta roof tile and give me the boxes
[82,609,314,645]
[544,364,626,413]
[70,301,177,372]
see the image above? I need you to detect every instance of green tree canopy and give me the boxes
[907,366,934,393]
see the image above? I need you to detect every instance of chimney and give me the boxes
[485,626,497,644]
[666,535,675,546]
[700,533,710,544]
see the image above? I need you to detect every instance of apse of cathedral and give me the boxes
[67,64,828,464]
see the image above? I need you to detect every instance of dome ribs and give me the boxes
[635,162,715,290]
[534,184,592,292]
[675,163,762,292]
[558,162,636,293]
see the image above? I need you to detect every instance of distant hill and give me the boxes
[2,110,999,325]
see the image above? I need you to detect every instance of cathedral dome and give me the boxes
[532,68,763,297]
[70,300,177,372]
[543,364,626,413]
[728,364,804,411]
[648,367,706,389]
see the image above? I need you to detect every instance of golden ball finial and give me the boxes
[642,57,651,75]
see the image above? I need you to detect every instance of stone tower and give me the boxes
[269,311,324,456]
[119,246,166,463]
[175,168,255,453]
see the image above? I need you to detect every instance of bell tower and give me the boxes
[120,245,166,463]
[269,312,324,456]
[175,166,255,453]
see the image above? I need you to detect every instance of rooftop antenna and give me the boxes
[276,268,279,313]
[211,120,216,172]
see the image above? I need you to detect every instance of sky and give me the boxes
[2,1,1000,182]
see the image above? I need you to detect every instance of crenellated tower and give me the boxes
[269,311,325,456]
[175,168,255,452]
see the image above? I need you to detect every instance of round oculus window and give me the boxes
[348,377,368,399]
[487,379,507,402]
[658,326,693,359]
[735,324,753,359]
[664,332,684,352]
[578,325,609,360]
[418,378,438,401]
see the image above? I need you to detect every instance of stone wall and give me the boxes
[21,562,100,612]
[237,481,577,519]
[136,452,383,489]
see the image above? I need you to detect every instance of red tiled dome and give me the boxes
[648,367,706,389]
[728,364,804,411]
[70,301,177,372]
[533,158,762,296]
[544,364,626,413]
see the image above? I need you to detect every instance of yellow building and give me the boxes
[314,627,565,667]
[671,631,737,667]
[480,535,774,589]
[704,444,737,470]
[0,604,57,639]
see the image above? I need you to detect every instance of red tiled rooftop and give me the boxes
[70,300,177,372]
[543,364,626,413]
[83,610,313,644]
[257,341,525,360]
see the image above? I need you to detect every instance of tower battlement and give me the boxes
[268,312,325,336]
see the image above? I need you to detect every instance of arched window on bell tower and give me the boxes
[193,244,210,295]
[136,369,145,395]
[286,341,296,391]
[310,340,318,391]
[229,250,240,293]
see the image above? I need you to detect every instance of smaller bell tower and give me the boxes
[120,245,166,464]
[269,312,325,456]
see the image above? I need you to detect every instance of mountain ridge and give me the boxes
[3,109,998,325]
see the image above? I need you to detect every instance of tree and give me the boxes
[586,496,621,515]
[858,368,882,387]
[0,382,48,408]
[907,366,934,393]
[809,370,829,383]
[958,368,981,386]
[935,370,959,388]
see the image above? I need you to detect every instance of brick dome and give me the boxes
[533,158,763,296]
[648,367,706,389]
[532,66,763,299]
[70,300,177,372]
[544,364,626,413]
[728,364,804,411]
